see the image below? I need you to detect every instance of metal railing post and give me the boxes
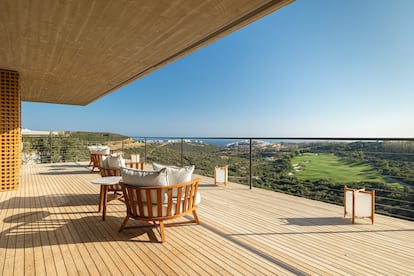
[49,131,53,163]
[144,138,147,163]
[181,138,184,166]
[249,138,252,190]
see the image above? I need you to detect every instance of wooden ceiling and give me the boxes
[0,0,294,105]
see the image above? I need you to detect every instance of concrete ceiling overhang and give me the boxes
[0,0,294,105]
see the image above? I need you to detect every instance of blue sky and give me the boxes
[22,0,414,138]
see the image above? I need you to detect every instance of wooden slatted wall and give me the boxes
[0,69,21,191]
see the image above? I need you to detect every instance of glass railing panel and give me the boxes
[22,132,126,164]
[250,138,414,220]
[183,138,247,182]
[21,134,414,221]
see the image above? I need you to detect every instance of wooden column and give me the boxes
[0,69,21,191]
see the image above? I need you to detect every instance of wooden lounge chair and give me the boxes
[90,153,106,172]
[98,155,126,207]
[119,178,201,243]
[98,167,123,211]
[100,167,122,190]
[88,146,110,172]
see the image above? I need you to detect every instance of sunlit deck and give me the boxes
[1,163,413,275]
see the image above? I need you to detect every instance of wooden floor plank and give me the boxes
[72,171,170,275]
[200,186,413,275]
[64,175,150,275]
[0,162,412,275]
[0,182,17,276]
[32,176,47,276]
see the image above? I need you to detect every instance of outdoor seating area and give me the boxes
[1,162,413,275]
[88,145,143,173]
[90,153,202,242]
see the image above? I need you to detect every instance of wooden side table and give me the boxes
[91,176,122,220]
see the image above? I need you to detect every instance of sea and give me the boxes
[129,137,315,147]
[130,137,241,146]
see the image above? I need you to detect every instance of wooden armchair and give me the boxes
[90,153,106,172]
[98,167,123,212]
[119,178,201,243]
[88,146,110,172]
[100,167,122,191]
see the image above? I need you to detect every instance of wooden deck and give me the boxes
[1,163,414,275]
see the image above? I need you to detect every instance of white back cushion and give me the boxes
[89,146,110,154]
[121,167,168,202]
[152,162,195,185]
[121,167,168,187]
[101,155,125,169]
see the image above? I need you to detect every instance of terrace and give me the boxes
[2,1,414,274]
[1,161,413,275]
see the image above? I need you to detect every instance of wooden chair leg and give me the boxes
[159,221,166,243]
[192,210,200,224]
[119,216,129,232]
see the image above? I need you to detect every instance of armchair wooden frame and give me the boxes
[119,178,201,243]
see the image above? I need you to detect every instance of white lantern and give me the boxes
[214,166,228,186]
[130,154,140,162]
[344,186,375,224]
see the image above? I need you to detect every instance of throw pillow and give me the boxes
[152,162,195,185]
[101,155,125,169]
[121,167,168,187]
[121,167,168,203]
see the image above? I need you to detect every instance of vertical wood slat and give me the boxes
[134,188,142,217]
[183,185,190,211]
[167,189,173,216]
[175,187,183,215]
[157,189,163,217]
[146,189,153,217]
[0,69,21,191]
